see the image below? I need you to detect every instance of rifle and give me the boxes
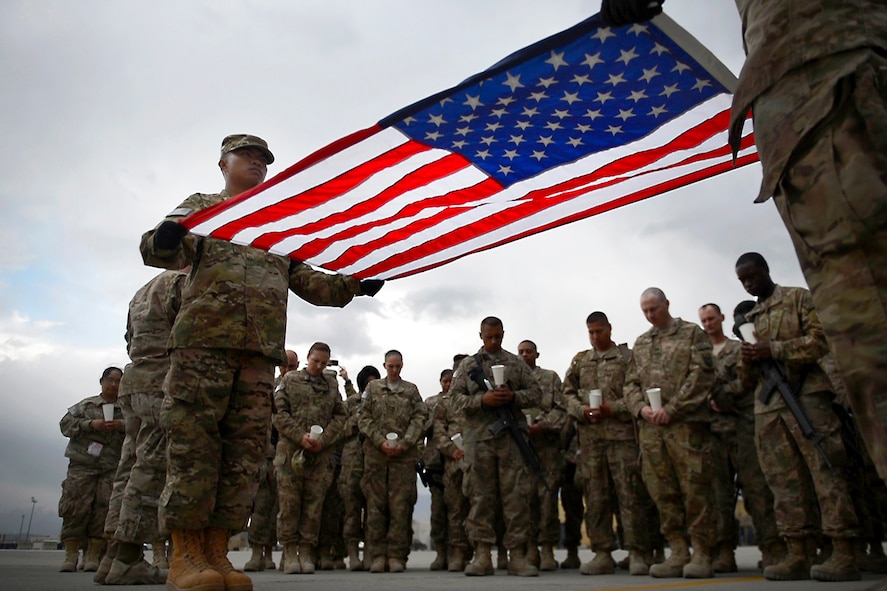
[415,459,445,490]
[734,315,835,474]
[467,354,553,496]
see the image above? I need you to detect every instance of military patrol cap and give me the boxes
[220,134,274,164]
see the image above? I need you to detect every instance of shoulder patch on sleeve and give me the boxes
[167,207,193,218]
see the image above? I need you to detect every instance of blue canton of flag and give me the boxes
[391,22,725,187]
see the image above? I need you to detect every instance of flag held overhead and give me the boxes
[183,12,758,280]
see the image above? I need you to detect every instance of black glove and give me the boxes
[600,0,664,27]
[154,220,188,250]
[359,279,384,297]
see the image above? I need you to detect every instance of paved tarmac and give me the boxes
[2,546,884,591]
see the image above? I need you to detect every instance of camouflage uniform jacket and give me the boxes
[340,384,366,473]
[523,366,567,448]
[737,285,833,415]
[358,379,428,458]
[272,368,347,465]
[422,393,445,469]
[59,395,124,470]
[709,339,746,434]
[433,392,467,462]
[449,348,542,444]
[119,270,185,396]
[730,0,887,201]
[140,191,362,364]
[625,318,715,423]
[563,344,635,441]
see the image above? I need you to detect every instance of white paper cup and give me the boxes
[588,389,603,409]
[309,425,323,440]
[646,388,662,411]
[491,364,505,386]
[450,433,463,451]
[386,432,399,442]
[526,414,533,426]
[102,403,115,422]
[738,322,758,344]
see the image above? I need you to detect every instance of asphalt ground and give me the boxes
[2,546,884,591]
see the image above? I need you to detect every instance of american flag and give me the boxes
[183,13,758,280]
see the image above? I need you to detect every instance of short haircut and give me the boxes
[453,353,468,364]
[101,366,123,381]
[699,302,722,314]
[586,311,609,325]
[735,252,769,272]
[641,287,667,302]
[308,342,331,356]
[384,349,403,360]
[733,300,756,317]
[480,316,504,330]
[356,365,381,392]
[439,368,454,380]
[518,339,537,351]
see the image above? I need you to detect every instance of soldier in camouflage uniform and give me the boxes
[244,350,298,573]
[140,134,382,591]
[561,312,651,576]
[624,289,717,579]
[423,370,452,571]
[516,340,565,572]
[735,253,859,582]
[96,271,186,585]
[58,367,125,573]
[698,303,781,573]
[358,350,429,573]
[339,365,380,570]
[449,316,542,577]
[433,364,472,572]
[273,342,347,575]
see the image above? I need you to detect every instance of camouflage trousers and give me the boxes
[527,442,562,545]
[319,464,345,558]
[770,49,887,482]
[638,421,715,546]
[275,443,335,545]
[442,460,470,548]
[755,393,859,539]
[559,459,584,549]
[104,394,138,538]
[429,483,448,545]
[361,446,417,560]
[710,431,738,547]
[159,348,274,531]
[462,435,532,549]
[112,391,167,543]
[59,464,115,541]
[338,439,366,544]
[726,411,779,549]
[247,456,277,546]
[577,436,650,553]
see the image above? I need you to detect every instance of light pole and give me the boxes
[18,515,24,543]
[26,497,36,542]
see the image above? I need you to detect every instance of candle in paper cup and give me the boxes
[386,432,399,442]
[491,364,506,386]
[102,403,115,422]
[738,323,758,344]
[646,388,662,411]
[450,433,463,451]
[588,389,603,409]
[309,425,324,440]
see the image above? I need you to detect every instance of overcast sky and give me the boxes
[0,0,805,537]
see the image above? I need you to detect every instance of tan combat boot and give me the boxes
[811,537,861,582]
[282,542,300,574]
[298,543,315,574]
[649,536,690,578]
[263,544,276,570]
[106,541,167,585]
[712,540,737,573]
[151,540,169,569]
[507,546,539,577]
[346,541,363,571]
[167,529,225,591]
[94,540,116,583]
[388,556,406,573]
[560,545,580,569]
[496,544,509,570]
[683,538,713,578]
[540,543,558,571]
[203,527,251,591]
[243,545,264,572]
[629,549,649,575]
[318,545,334,570]
[464,542,494,576]
[59,540,80,572]
[580,550,615,575]
[525,543,540,568]
[430,541,447,570]
[760,539,787,569]
[448,545,467,572]
[83,537,106,572]
[369,552,387,574]
[764,537,810,581]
